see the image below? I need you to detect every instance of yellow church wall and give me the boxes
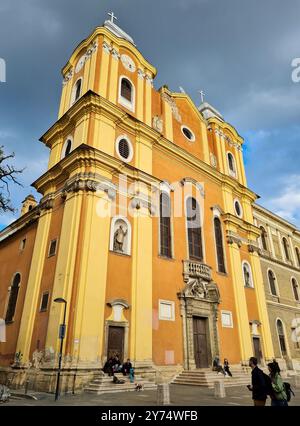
[29,196,65,358]
[172,98,205,162]
[152,146,243,365]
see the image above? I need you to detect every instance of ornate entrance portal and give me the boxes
[178,260,221,370]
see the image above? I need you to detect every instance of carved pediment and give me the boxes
[181,260,220,304]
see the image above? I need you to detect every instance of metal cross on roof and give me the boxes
[108,11,118,24]
[198,90,206,104]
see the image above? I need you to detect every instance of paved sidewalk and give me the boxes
[3,379,300,406]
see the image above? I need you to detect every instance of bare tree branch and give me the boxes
[0,145,24,213]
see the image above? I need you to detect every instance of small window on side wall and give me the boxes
[268,270,277,296]
[292,278,299,302]
[5,273,21,323]
[48,239,57,257]
[40,292,50,312]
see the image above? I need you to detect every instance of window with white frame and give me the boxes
[159,300,175,321]
[234,199,243,218]
[118,76,135,112]
[70,78,82,106]
[61,137,73,159]
[227,152,237,177]
[115,135,134,163]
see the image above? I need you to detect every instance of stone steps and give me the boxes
[84,373,157,395]
[172,369,251,388]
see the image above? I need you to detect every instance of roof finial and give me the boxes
[108,11,118,24]
[198,89,205,104]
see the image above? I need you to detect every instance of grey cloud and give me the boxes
[0,0,299,226]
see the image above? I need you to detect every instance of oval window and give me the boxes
[116,136,133,162]
[234,200,243,218]
[181,126,195,142]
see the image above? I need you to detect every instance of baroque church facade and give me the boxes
[0,16,299,390]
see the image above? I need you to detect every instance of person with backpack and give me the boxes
[248,357,268,406]
[267,362,288,406]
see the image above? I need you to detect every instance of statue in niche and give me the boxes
[113,223,128,252]
[243,265,251,287]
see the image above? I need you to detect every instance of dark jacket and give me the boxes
[251,366,268,401]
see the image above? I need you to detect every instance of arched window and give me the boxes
[119,77,135,111]
[282,237,290,261]
[227,152,236,177]
[65,139,72,156]
[5,273,21,323]
[61,138,73,159]
[214,217,225,273]
[276,319,287,356]
[160,192,172,258]
[186,197,203,261]
[70,78,82,106]
[268,270,277,296]
[295,247,300,268]
[121,78,132,102]
[291,278,299,301]
[242,262,254,288]
[74,79,82,102]
[260,226,268,251]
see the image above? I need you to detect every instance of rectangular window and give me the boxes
[159,300,175,321]
[40,292,49,312]
[221,311,233,328]
[48,239,57,257]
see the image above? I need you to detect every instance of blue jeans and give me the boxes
[271,399,288,406]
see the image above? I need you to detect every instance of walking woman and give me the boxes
[268,362,288,406]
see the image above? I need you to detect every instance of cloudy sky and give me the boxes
[0,0,300,229]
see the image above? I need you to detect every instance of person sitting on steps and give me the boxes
[122,358,132,376]
[224,358,233,377]
[212,356,226,376]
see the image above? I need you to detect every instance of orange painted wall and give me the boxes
[0,222,37,364]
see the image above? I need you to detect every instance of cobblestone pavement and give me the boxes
[3,379,300,406]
